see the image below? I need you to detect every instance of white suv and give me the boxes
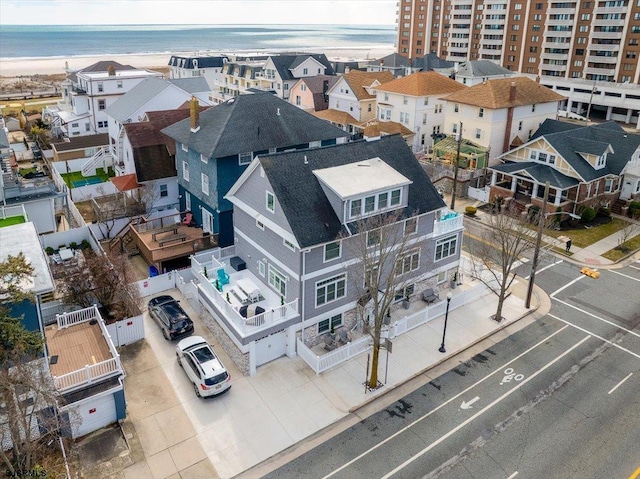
[176,336,231,398]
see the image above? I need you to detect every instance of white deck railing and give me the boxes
[53,305,122,392]
[53,357,121,392]
[434,211,464,236]
[297,336,373,375]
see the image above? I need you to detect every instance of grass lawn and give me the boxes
[0,216,26,228]
[60,167,114,188]
[602,234,640,261]
[529,217,629,248]
[19,167,37,176]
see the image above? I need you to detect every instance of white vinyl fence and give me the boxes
[135,270,179,297]
[106,314,145,347]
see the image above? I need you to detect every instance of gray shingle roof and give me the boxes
[533,120,640,181]
[258,135,446,248]
[106,77,171,122]
[270,54,335,80]
[491,161,579,189]
[168,55,227,69]
[456,60,514,78]
[167,77,211,94]
[161,92,348,159]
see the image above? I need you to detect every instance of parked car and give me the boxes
[176,336,231,398]
[147,295,194,340]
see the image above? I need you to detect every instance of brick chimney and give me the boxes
[107,65,115,76]
[509,81,517,102]
[190,96,200,133]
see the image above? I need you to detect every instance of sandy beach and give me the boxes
[0,46,395,77]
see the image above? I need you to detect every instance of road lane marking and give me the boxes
[321,325,572,479]
[609,269,640,282]
[460,396,479,410]
[550,297,640,340]
[524,259,563,280]
[549,313,640,360]
[549,275,585,298]
[507,473,518,479]
[629,265,640,271]
[380,336,592,479]
[608,373,633,395]
[630,466,640,479]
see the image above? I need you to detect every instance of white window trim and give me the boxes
[239,151,253,166]
[258,261,265,277]
[323,241,342,263]
[181,143,188,152]
[283,238,296,251]
[435,234,458,261]
[201,173,209,195]
[315,273,347,307]
[268,264,287,296]
[182,161,189,181]
[256,220,265,230]
[317,313,343,334]
[266,191,275,213]
[201,153,208,163]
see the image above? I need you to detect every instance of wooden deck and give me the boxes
[45,321,112,378]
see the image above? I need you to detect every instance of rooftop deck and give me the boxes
[45,305,122,392]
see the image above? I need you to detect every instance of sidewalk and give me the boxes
[92,272,548,479]
[451,195,640,267]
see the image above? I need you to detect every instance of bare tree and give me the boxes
[617,222,640,253]
[60,249,141,323]
[466,205,539,322]
[342,212,416,390]
[0,254,62,472]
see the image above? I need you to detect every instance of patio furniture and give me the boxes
[158,233,187,246]
[338,329,351,344]
[58,247,74,261]
[323,335,337,351]
[182,212,194,226]
[230,256,246,271]
[422,288,439,304]
[217,267,230,286]
[236,277,262,303]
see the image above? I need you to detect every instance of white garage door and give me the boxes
[71,393,117,438]
[255,330,287,366]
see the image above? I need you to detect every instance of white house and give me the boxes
[442,76,566,164]
[168,54,228,88]
[261,54,335,100]
[42,61,163,138]
[326,70,395,123]
[375,71,467,152]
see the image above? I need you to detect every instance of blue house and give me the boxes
[161,92,348,246]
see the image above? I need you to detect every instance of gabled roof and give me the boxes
[297,75,338,111]
[111,173,141,191]
[68,60,136,83]
[341,70,396,100]
[106,77,171,122]
[376,121,414,137]
[167,77,211,94]
[269,54,335,81]
[369,53,411,69]
[313,109,359,125]
[417,53,455,71]
[376,71,466,96]
[124,106,209,181]
[162,92,348,159]
[251,135,445,248]
[530,120,640,181]
[442,76,565,109]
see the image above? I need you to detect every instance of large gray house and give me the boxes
[188,134,463,373]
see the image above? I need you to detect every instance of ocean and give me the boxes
[0,24,396,60]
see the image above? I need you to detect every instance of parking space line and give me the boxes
[549,314,640,360]
[380,336,592,479]
[551,297,640,340]
[550,275,585,298]
[609,269,640,282]
[524,259,563,280]
[321,325,572,479]
[608,373,633,395]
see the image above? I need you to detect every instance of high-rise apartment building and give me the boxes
[397,0,640,84]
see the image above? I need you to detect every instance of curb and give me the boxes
[348,289,543,414]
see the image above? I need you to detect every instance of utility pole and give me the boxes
[585,81,597,125]
[526,181,550,309]
[450,121,462,211]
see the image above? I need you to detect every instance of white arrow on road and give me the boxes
[460,396,480,410]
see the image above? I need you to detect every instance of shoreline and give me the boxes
[0,46,395,77]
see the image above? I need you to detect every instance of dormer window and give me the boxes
[348,188,402,219]
[597,154,606,167]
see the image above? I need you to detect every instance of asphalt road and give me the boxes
[263,256,640,478]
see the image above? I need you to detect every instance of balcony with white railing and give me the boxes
[191,254,299,340]
[46,305,123,393]
[434,210,464,236]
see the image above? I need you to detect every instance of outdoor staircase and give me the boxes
[81,146,112,177]
[611,198,627,216]
[108,216,143,256]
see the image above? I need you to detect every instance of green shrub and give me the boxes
[465,206,477,216]
[69,241,78,250]
[581,207,596,222]
[80,239,91,249]
[597,207,611,218]
[629,201,640,219]
[45,246,54,256]
[58,244,66,249]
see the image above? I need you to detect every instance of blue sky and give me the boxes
[0,0,396,25]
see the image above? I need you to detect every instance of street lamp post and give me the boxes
[439,292,454,353]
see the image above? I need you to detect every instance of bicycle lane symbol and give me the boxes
[500,368,525,386]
